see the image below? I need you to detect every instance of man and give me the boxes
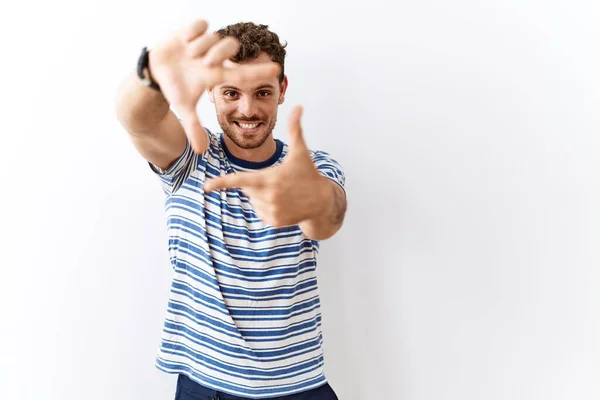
[115,19,347,400]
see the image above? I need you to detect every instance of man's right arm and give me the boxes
[114,19,277,171]
[114,69,193,172]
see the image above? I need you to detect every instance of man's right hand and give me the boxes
[147,19,278,153]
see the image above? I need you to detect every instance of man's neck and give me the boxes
[223,135,277,163]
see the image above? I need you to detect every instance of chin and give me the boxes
[234,135,266,149]
[224,121,273,150]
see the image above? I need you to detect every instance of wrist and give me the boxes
[311,176,334,220]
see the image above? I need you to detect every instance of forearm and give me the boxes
[114,69,170,134]
[299,177,347,241]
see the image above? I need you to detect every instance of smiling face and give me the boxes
[209,52,288,152]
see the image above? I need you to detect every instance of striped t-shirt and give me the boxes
[148,128,345,398]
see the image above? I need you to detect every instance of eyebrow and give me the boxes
[220,84,276,91]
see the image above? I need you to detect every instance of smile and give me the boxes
[234,121,262,130]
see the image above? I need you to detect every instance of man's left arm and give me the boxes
[203,106,347,238]
[299,176,347,241]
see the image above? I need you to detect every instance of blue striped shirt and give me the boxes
[148,129,345,398]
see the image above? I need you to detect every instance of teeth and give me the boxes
[239,122,259,129]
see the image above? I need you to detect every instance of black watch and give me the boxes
[136,47,161,92]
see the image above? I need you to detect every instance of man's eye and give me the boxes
[257,91,271,97]
[224,91,238,98]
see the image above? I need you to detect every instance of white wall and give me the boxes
[0,1,598,399]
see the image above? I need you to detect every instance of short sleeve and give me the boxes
[311,150,346,194]
[148,139,196,195]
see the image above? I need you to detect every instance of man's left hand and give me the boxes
[203,105,330,228]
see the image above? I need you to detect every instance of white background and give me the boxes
[0,1,598,399]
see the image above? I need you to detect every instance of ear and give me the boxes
[278,75,288,105]
[208,86,215,103]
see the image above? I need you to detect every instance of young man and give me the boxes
[115,19,347,399]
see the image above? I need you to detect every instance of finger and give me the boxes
[202,37,240,67]
[180,19,208,42]
[187,32,220,58]
[222,63,280,84]
[287,105,309,153]
[204,171,263,192]
[179,106,208,153]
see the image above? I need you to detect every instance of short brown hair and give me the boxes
[215,22,287,82]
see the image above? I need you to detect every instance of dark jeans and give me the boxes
[175,374,339,400]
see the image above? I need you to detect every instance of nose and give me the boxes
[237,95,259,118]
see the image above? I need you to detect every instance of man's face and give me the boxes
[209,52,287,150]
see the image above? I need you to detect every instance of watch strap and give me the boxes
[136,47,161,92]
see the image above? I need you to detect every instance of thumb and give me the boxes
[180,106,207,153]
[287,105,308,153]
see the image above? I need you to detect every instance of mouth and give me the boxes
[233,121,263,134]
